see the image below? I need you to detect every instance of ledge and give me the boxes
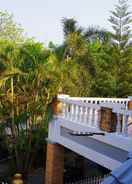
[57,117,132,152]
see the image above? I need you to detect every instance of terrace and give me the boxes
[45,95,132,184]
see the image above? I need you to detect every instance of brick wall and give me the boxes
[128,100,132,110]
[45,143,64,184]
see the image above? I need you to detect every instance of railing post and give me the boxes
[51,96,63,116]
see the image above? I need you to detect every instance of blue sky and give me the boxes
[1,0,132,45]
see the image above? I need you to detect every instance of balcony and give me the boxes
[48,95,132,170]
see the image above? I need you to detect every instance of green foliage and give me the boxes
[61,59,92,96]
[0,10,25,42]
[108,0,132,49]
[89,41,116,97]
[50,32,95,97]
[0,3,132,175]
[66,32,96,76]
[108,0,132,97]
[62,18,82,38]
[84,26,111,43]
[0,39,61,174]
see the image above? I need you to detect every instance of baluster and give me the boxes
[123,114,129,136]
[62,102,66,118]
[85,107,88,124]
[71,104,74,120]
[88,108,93,126]
[91,108,95,127]
[74,104,78,122]
[64,103,68,119]
[69,103,73,120]
[90,108,93,126]
[93,109,98,127]
[78,105,82,123]
[122,113,125,134]
[79,105,82,122]
[72,104,75,120]
[83,106,87,124]
[68,104,72,120]
[86,107,90,125]
[80,105,83,123]
[72,104,75,121]
[116,113,121,135]
[76,105,80,122]
[81,106,86,123]
[95,109,101,129]
[66,103,70,120]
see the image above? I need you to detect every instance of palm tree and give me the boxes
[62,18,111,42]
[0,40,60,174]
[62,18,83,38]
[84,26,111,43]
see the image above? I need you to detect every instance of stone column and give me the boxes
[45,143,64,184]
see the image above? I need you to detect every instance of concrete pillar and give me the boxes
[45,143,64,184]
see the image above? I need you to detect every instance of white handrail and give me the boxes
[59,98,101,109]
[69,97,129,104]
[59,95,130,109]
[113,109,132,116]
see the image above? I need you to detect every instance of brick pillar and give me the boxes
[45,143,64,184]
[51,96,63,115]
[128,100,132,110]
[100,107,117,132]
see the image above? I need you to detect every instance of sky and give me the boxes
[1,0,132,45]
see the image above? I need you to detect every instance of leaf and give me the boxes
[0,76,10,88]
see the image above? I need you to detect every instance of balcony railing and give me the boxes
[56,95,132,137]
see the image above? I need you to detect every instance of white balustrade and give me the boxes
[57,95,132,137]
[113,109,132,136]
[67,97,129,109]
[58,98,101,128]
